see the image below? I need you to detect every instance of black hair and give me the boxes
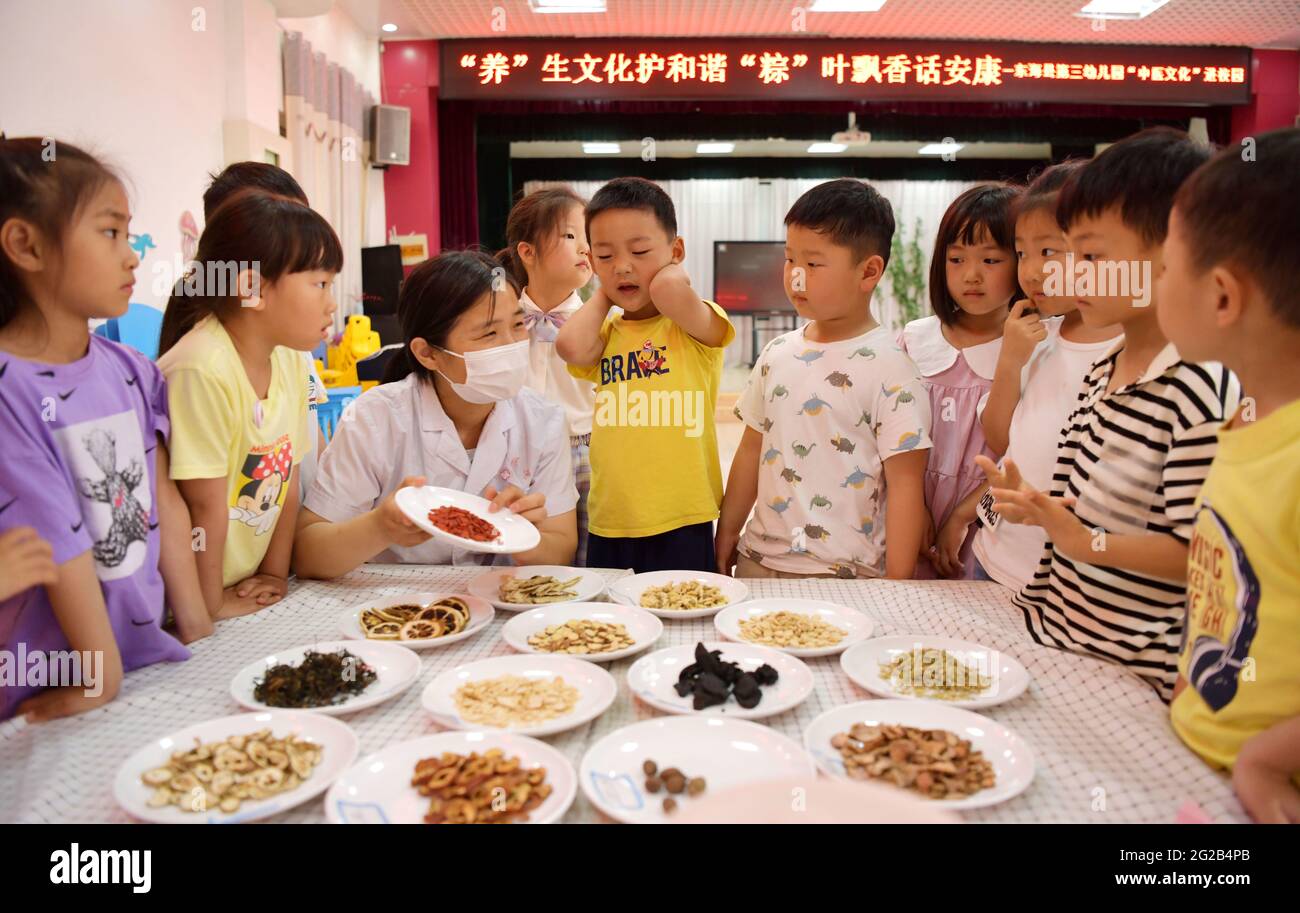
[203,162,308,219]
[1015,160,1086,222]
[157,192,343,356]
[784,178,895,266]
[0,136,120,331]
[1055,126,1212,245]
[496,186,586,286]
[383,250,522,384]
[1174,126,1300,329]
[585,177,677,240]
[928,183,1022,324]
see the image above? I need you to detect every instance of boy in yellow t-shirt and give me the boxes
[557,178,734,572]
[1156,127,1300,823]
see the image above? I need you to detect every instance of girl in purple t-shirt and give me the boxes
[0,138,211,723]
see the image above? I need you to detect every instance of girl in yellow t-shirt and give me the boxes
[157,191,341,620]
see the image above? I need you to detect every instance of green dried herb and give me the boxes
[253,649,377,708]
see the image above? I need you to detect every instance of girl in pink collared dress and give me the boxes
[900,184,1022,579]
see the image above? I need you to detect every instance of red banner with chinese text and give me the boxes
[439,39,1250,106]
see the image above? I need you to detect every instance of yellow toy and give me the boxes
[320,314,382,390]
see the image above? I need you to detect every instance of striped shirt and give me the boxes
[1013,342,1240,702]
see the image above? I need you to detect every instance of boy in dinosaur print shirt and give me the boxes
[717,180,932,579]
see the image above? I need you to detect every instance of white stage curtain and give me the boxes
[283,31,375,330]
[525,177,976,364]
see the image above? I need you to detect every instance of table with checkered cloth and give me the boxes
[0,566,1247,824]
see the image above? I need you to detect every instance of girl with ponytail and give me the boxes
[156,190,341,618]
[0,137,208,721]
[496,186,596,565]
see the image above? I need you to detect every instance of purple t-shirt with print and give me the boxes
[0,335,189,720]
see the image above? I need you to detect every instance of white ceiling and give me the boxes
[510,139,1057,158]
[361,0,1300,47]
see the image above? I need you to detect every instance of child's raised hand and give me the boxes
[376,476,435,547]
[978,455,1084,542]
[648,260,691,297]
[998,300,1047,371]
[975,455,1025,493]
[0,526,58,602]
[483,485,548,525]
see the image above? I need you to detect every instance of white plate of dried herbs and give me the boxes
[230,640,422,716]
[804,700,1036,810]
[840,636,1030,708]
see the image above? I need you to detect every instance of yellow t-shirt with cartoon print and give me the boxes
[568,300,735,538]
[158,316,309,587]
[1171,398,1300,773]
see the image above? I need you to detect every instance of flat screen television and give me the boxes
[712,241,793,314]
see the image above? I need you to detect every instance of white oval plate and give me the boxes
[230,640,422,716]
[608,570,748,619]
[840,636,1031,709]
[394,484,541,554]
[580,716,817,824]
[421,654,617,737]
[803,700,1036,810]
[501,602,664,663]
[324,731,577,824]
[627,640,813,720]
[713,597,875,658]
[339,592,494,651]
[113,711,358,824]
[466,565,608,612]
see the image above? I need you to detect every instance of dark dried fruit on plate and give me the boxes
[675,642,778,711]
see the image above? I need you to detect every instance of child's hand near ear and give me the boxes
[648,261,691,297]
[0,527,57,601]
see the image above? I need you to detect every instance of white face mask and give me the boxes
[435,338,530,404]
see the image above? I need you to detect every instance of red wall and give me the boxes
[1231,49,1300,142]
[381,40,439,258]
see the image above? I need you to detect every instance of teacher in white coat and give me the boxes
[292,251,578,578]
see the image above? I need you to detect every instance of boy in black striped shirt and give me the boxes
[978,128,1239,702]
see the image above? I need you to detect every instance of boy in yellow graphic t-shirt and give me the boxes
[558,178,735,573]
[1157,127,1300,823]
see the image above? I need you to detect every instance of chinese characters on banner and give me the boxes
[442,41,1251,105]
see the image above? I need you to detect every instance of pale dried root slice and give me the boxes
[138,731,323,814]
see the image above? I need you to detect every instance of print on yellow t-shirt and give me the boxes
[229,435,295,537]
[1181,503,1261,712]
[570,300,735,538]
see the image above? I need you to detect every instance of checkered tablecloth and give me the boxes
[0,565,1246,824]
